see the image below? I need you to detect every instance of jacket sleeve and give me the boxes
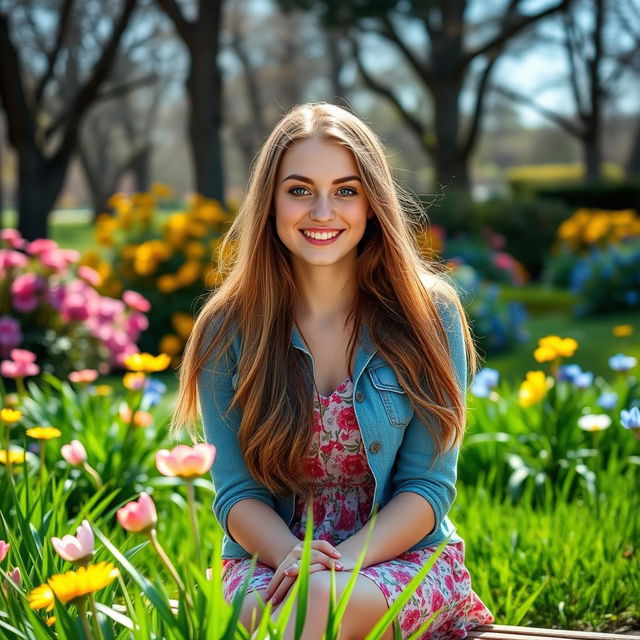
[197,321,275,544]
[389,295,467,535]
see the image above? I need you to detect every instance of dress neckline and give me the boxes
[317,375,352,399]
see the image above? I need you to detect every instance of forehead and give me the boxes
[277,137,359,179]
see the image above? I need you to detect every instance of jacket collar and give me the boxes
[291,322,378,384]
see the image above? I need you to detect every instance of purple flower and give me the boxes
[0,316,22,358]
[557,364,583,383]
[573,371,594,389]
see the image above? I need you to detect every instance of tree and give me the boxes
[155,0,226,204]
[279,0,571,194]
[0,0,139,239]
[493,0,640,183]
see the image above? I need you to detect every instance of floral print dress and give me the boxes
[221,376,494,639]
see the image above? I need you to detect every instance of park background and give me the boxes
[0,0,639,638]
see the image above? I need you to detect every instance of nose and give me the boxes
[310,195,334,221]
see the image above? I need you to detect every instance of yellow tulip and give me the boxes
[123,353,171,373]
[0,450,26,465]
[518,371,548,407]
[26,427,62,440]
[1,408,22,423]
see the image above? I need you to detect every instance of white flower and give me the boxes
[578,414,612,432]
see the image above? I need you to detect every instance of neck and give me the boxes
[292,258,357,326]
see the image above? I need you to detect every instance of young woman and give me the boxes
[172,102,494,639]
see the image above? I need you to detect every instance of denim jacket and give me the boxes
[197,296,466,560]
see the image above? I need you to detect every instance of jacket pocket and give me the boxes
[367,363,414,428]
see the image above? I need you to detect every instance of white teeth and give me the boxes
[302,230,341,240]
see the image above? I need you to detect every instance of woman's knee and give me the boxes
[238,589,269,632]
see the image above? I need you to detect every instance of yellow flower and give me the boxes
[151,182,174,199]
[157,274,178,293]
[28,562,119,610]
[0,450,26,465]
[172,312,194,340]
[160,334,183,357]
[1,408,22,423]
[613,324,633,337]
[534,346,557,363]
[175,261,201,287]
[518,371,548,407]
[28,584,55,611]
[123,372,147,391]
[185,241,206,259]
[46,616,56,626]
[124,353,171,373]
[26,427,62,440]
[92,385,113,397]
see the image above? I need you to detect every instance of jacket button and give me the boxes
[355,391,364,402]
[369,441,382,454]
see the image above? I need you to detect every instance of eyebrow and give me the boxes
[281,174,362,185]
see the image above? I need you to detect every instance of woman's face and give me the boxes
[273,136,371,268]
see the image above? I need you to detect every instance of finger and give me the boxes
[269,574,297,606]
[284,554,342,577]
[310,540,342,559]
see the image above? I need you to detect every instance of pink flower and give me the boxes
[26,239,58,255]
[123,290,151,313]
[77,266,102,287]
[119,405,153,428]
[10,273,43,313]
[155,443,217,479]
[6,566,21,587]
[0,229,24,249]
[60,440,87,466]
[60,290,90,322]
[0,540,9,563]
[117,492,158,533]
[0,349,40,378]
[68,369,99,384]
[0,316,22,358]
[0,249,28,271]
[50,520,94,562]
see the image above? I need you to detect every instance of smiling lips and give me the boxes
[300,229,345,245]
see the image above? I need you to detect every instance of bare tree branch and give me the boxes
[155,0,194,45]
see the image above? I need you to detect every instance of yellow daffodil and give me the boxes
[536,335,578,359]
[534,346,557,363]
[518,371,548,407]
[1,408,22,423]
[0,450,26,465]
[172,312,194,340]
[46,616,56,626]
[151,182,174,199]
[613,325,633,337]
[157,274,179,293]
[28,562,119,610]
[124,352,171,373]
[26,427,62,440]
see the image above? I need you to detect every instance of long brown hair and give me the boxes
[170,102,478,499]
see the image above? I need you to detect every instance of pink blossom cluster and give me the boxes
[0,349,40,378]
[0,229,151,372]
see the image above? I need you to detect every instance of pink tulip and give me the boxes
[68,369,99,384]
[117,492,158,533]
[60,440,87,466]
[51,520,94,562]
[7,567,20,587]
[0,229,24,249]
[123,290,151,313]
[156,443,217,479]
[0,540,9,563]
[0,357,39,378]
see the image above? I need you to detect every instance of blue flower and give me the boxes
[608,353,638,372]
[620,406,640,430]
[558,364,583,383]
[596,391,618,410]
[471,367,500,398]
[141,377,167,410]
[573,371,593,389]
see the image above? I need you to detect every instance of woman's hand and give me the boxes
[265,539,343,606]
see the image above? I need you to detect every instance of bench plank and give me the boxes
[467,625,640,640]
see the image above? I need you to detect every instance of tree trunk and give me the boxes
[130,143,151,192]
[17,145,70,240]
[584,131,602,183]
[626,119,640,178]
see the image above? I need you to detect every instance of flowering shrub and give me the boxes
[0,230,149,378]
[446,264,529,354]
[81,186,232,363]
[460,333,640,505]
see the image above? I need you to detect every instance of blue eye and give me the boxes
[338,187,357,196]
[289,187,310,196]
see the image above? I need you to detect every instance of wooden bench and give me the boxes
[467,625,640,639]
